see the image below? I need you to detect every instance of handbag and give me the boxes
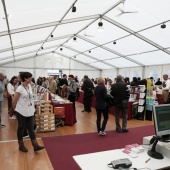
[106,94,114,107]
[3,88,10,98]
[121,100,128,109]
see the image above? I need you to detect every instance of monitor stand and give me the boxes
[147,139,164,159]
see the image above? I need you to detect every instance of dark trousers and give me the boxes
[96,108,109,132]
[114,105,127,130]
[16,112,36,141]
[68,95,76,114]
[83,96,92,112]
[7,96,12,111]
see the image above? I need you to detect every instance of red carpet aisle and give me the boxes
[42,125,154,170]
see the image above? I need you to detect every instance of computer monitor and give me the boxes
[153,104,170,138]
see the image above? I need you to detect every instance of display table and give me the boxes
[109,100,138,120]
[73,148,170,170]
[51,103,77,126]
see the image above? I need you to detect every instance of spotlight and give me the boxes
[161,23,166,29]
[113,41,116,44]
[60,48,63,51]
[41,47,43,49]
[89,50,91,53]
[97,21,104,32]
[72,5,76,12]
[74,56,76,58]
[51,34,53,38]
[73,37,77,45]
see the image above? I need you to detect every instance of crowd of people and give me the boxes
[0,71,170,151]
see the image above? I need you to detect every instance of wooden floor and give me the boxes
[0,99,153,170]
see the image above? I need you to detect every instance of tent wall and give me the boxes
[1,53,100,80]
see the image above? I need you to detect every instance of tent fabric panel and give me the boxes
[0,51,13,59]
[15,52,36,60]
[88,47,120,60]
[105,57,139,67]
[105,0,166,32]
[129,51,170,66]
[53,19,94,38]
[104,35,157,56]
[11,26,55,47]
[0,36,11,50]
[89,62,113,69]
[0,3,8,32]
[78,19,129,44]
[64,0,118,20]
[5,0,75,29]
[74,54,97,63]
[0,58,14,64]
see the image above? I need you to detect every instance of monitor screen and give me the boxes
[153,104,170,137]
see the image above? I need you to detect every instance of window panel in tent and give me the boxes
[78,19,129,45]
[56,48,78,57]
[88,47,119,60]
[89,62,113,69]
[0,36,11,50]
[128,51,170,66]
[140,22,170,48]
[73,54,97,64]
[64,38,96,52]
[105,58,139,68]
[64,0,118,20]
[104,35,157,56]
[14,44,41,55]
[0,51,13,59]
[0,3,8,32]
[5,0,74,29]
[11,26,55,47]
[43,38,69,49]
[53,19,94,38]
[105,0,160,32]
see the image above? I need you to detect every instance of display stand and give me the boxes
[35,92,55,132]
[136,84,146,120]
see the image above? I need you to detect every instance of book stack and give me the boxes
[35,92,55,132]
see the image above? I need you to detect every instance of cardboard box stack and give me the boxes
[35,92,55,132]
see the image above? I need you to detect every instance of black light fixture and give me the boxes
[97,17,104,32]
[161,23,166,29]
[74,56,76,58]
[41,47,43,49]
[36,53,38,56]
[60,47,63,51]
[51,34,53,38]
[73,37,77,45]
[89,50,91,53]
[72,5,76,12]
[113,41,116,44]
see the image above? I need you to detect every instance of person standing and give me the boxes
[159,74,170,104]
[111,75,130,133]
[81,75,94,113]
[12,72,44,152]
[94,77,109,136]
[0,73,5,127]
[67,75,77,113]
[48,76,56,94]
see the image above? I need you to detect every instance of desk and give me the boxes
[73,148,170,170]
[51,103,77,126]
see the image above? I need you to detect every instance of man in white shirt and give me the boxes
[159,74,170,104]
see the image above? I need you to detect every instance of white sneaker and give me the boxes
[98,131,103,136]
[101,131,107,136]
[23,135,29,139]
[9,115,17,119]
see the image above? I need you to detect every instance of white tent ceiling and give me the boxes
[0,0,170,70]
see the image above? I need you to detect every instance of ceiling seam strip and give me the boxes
[77,35,144,67]
[0,34,74,53]
[35,0,79,56]
[1,0,15,61]
[0,15,100,37]
[62,45,118,68]
[103,16,170,58]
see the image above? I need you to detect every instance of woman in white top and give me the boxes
[12,72,44,152]
[7,76,18,119]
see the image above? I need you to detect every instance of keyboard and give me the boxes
[163,142,170,150]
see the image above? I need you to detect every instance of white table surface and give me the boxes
[73,148,170,170]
